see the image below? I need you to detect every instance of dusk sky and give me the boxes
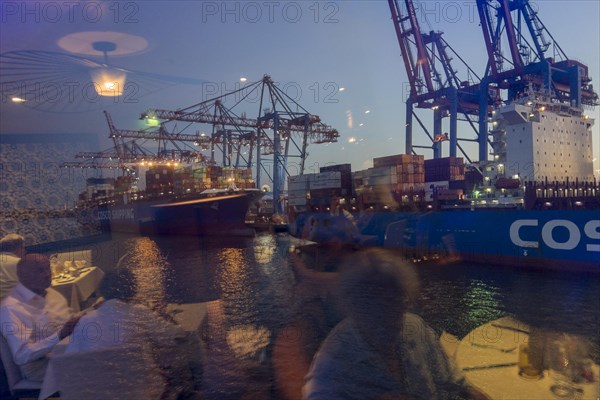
[1,0,599,177]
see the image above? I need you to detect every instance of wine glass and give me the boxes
[548,335,576,398]
[74,259,87,271]
[63,261,73,277]
[49,254,60,278]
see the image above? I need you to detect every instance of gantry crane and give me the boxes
[390,0,597,163]
[475,0,598,164]
[143,74,339,208]
[61,111,209,171]
[476,0,598,108]
[388,0,496,162]
[62,76,338,205]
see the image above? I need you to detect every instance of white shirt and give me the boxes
[0,252,21,299]
[66,299,185,353]
[0,283,73,371]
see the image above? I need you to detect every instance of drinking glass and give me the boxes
[518,344,543,380]
[74,259,87,270]
[63,261,73,277]
[548,337,577,398]
[50,254,60,278]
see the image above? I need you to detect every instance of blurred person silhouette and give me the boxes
[273,253,342,400]
[302,248,489,400]
[66,269,200,398]
[0,254,80,381]
[0,233,26,299]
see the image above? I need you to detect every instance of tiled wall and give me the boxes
[0,134,103,246]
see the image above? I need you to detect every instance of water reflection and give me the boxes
[116,237,168,308]
[463,280,504,328]
[253,234,276,268]
[74,233,598,399]
[218,246,258,327]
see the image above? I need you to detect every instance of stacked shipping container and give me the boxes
[424,157,465,182]
[148,165,256,196]
[356,154,425,206]
[423,157,466,201]
[288,171,343,207]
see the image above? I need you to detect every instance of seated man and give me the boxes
[0,254,81,381]
[0,233,26,299]
[66,269,198,397]
[303,248,488,400]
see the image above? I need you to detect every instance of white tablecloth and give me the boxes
[39,302,208,399]
[51,267,104,311]
[456,317,599,400]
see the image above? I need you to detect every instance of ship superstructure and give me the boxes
[490,88,595,183]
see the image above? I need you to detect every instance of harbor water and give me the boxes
[43,231,600,397]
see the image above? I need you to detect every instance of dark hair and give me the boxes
[338,248,419,316]
[98,269,136,301]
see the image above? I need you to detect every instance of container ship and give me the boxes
[79,164,263,237]
[287,92,599,272]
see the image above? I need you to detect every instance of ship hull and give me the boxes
[290,209,599,272]
[95,191,262,237]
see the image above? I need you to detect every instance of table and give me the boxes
[38,301,209,399]
[456,317,599,400]
[51,267,104,311]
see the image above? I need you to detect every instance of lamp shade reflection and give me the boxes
[90,67,127,96]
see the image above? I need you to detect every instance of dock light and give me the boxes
[145,116,159,127]
[11,97,26,103]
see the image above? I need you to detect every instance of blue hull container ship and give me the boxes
[287,92,599,272]
[81,165,263,237]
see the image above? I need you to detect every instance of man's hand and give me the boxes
[58,314,83,340]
